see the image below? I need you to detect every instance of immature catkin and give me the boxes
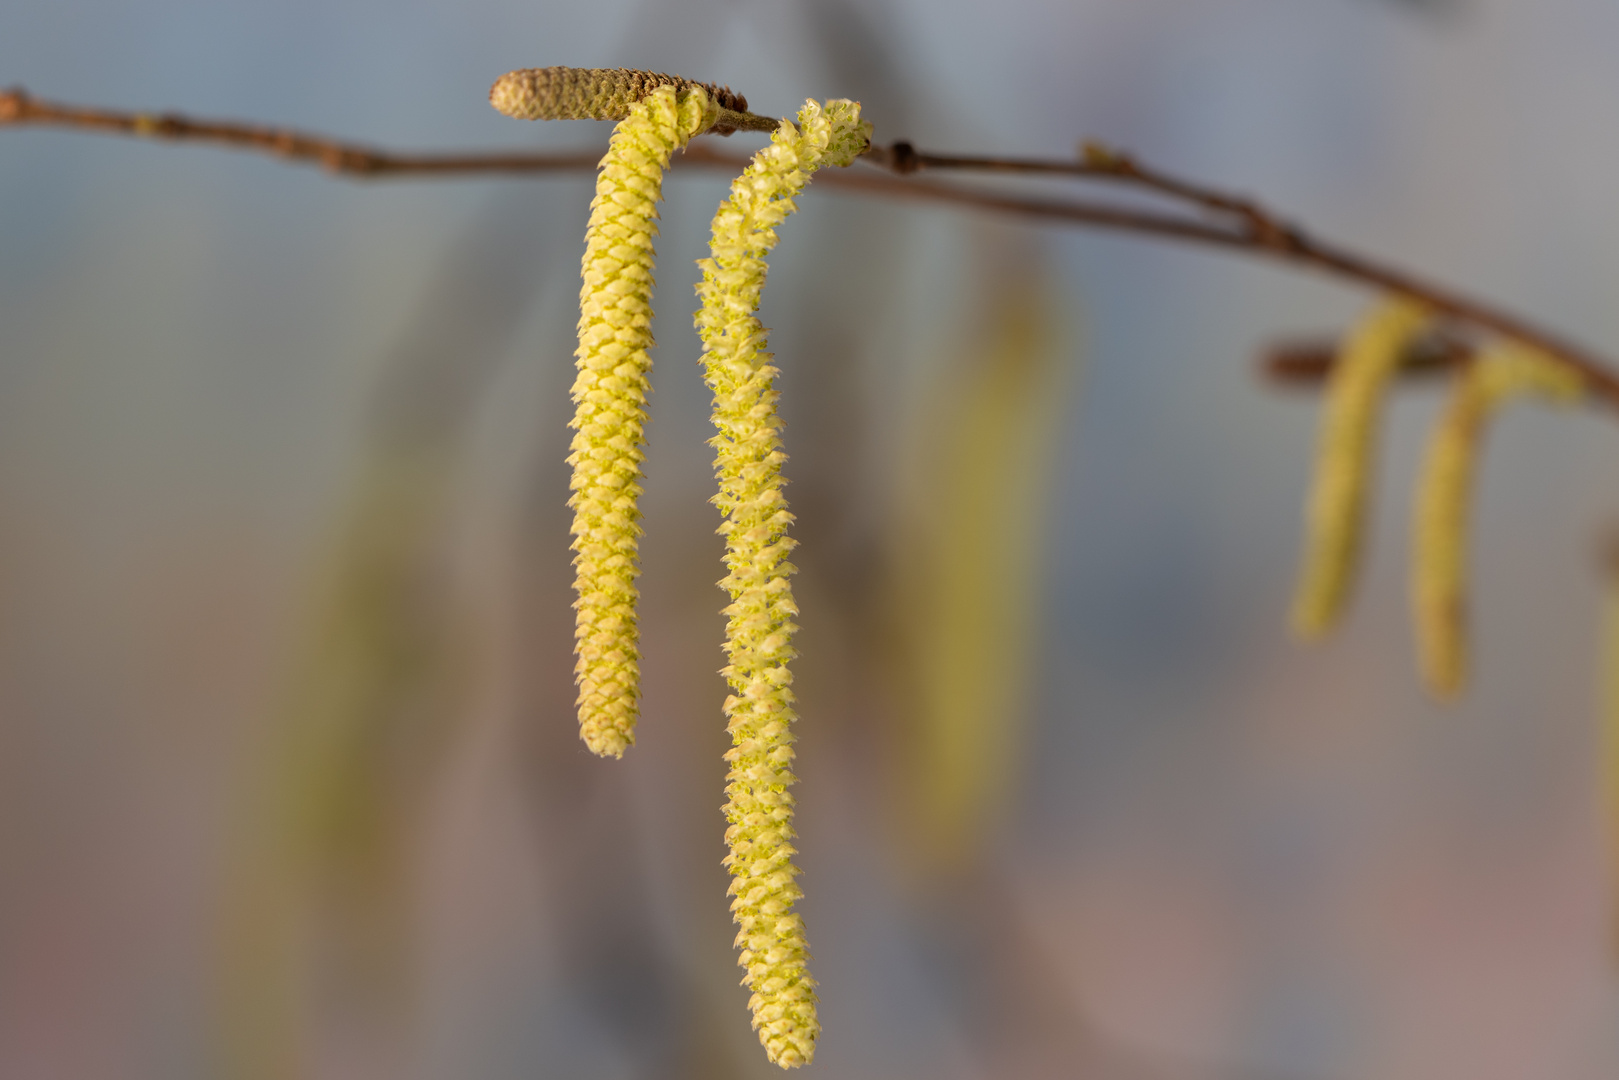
[1291,296,1433,638]
[490,67,749,131]
[568,85,719,757]
[1411,343,1583,699]
[695,98,870,1069]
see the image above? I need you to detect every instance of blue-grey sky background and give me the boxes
[2,2,1618,1078]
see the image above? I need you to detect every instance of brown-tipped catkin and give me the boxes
[490,66,748,126]
[1411,343,1583,700]
[1291,297,1433,638]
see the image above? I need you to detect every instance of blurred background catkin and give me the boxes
[3,1,1619,1078]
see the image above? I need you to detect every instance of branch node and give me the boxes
[889,140,920,174]
[1080,140,1119,170]
[0,87,27,122]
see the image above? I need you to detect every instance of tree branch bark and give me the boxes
[6,85,1616,414]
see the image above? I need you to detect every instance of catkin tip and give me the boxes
[581,728,631,758]
[1289,601,1332,643]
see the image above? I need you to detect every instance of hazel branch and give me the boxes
[868,138,1278,233]
[6,83,1617,414]
[0,85,609,175]
[1259,332,1473,386]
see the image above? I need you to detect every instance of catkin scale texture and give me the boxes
[569,86,718,757]
[1292,298,1433,638]
[490,67,748,132]
[695,99,869,1069]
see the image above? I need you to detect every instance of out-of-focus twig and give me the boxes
[0,86,605,174]
[1259,332,1473,387]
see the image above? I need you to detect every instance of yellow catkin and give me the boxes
[567,85,719,757]
[694,98,869,1069]
[1603,556,1619,964]
[892,263,1070,873]
[1411,343,1583,699]
[220,445,460,1079]
[1292,297,1433,638]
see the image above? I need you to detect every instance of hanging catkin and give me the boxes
[560,84,720,756]
[1411,343,1583,699]
[695,97,869,1069]
[1292,297,1433,638]
[1603,547,1619,963]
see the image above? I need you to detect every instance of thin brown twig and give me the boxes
[805,164,1619,410]
[5,85,1617,415]
[867,139,1276,231]
[1259,331,1473,386]
[0,87,606,175]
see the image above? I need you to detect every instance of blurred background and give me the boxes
[3,0,1619,1077]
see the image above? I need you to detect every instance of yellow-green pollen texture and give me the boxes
[694,98,869,1069]
[1292,296,1432,638]
[570,85,718,758]
[1411,342,1583,700]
